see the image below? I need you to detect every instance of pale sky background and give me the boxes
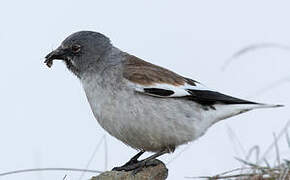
[0,0,289,180]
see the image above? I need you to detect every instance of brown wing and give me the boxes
[123,54,197,86]
[122,54,258,106]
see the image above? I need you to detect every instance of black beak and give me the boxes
[44,47,68,68]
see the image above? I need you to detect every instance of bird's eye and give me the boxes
[71,44,81,53]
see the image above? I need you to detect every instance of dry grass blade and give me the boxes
[104,135,108,170]
[258,120,290,164]
[226,125,247,158]
[286,129,290,148]
[235,157,261,169]
[63,174,67,180]
[188,121,290,180]
[79,135,106,180]
[186,162,289,180]
[273,133,281,166]
[245,146,260,164]
[248,77,290,98]
[185,167,265,179]
[186,173,257,179]
[0,168,102,177]
[166,145,191,165]
[280,167,289,180]
[221,43,290,71]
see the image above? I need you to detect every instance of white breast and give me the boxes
[81,75,211,152]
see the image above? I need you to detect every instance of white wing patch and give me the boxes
[127,80,213,98]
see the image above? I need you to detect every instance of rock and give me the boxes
[91,159,168,180]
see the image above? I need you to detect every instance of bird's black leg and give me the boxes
[112,148,169,174]
[112,150,145,171]
[124,150,145,166]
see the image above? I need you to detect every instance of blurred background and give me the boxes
[0,0,289,179]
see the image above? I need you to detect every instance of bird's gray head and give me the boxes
[44,31,112,77]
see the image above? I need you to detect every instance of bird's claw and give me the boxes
[112,159,160,174]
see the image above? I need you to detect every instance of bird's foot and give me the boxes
[112,159,160,174]
[112,151,144,171]
[112,149,169,174]
[113,151,144,170]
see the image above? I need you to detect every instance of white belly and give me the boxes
[82,81,207,152]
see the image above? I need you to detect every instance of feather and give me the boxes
[123,54,281,106]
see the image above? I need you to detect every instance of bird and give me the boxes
[44,31,282,172]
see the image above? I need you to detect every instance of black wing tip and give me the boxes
[186,89,264,106]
